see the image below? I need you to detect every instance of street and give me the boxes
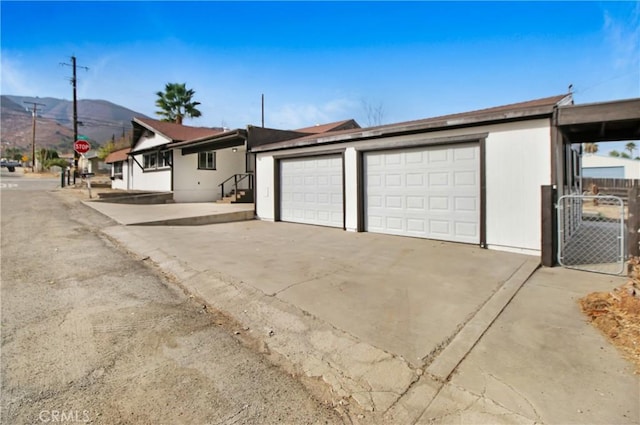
[0,177,345,424]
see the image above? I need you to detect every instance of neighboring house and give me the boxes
[105,148,131,190]
[78,150,107,174]
[582,154,640,179]
[127,117,224,192]
[169,119,361,203]
[106,117,360,203]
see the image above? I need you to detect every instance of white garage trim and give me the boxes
[277,154,344,228]
[363,143,481,244]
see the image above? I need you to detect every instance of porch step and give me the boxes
[216,189,254,204]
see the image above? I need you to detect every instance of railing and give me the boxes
[219,173,254,201]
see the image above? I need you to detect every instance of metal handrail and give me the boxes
[219,173,254,200]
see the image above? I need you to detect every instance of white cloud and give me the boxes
[0,54,35,95]
[603,4,640,70]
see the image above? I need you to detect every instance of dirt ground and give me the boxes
[1,182,355,424]
[580,259,640,373]
[581,202,628,221]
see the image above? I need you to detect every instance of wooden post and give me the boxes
[541,185,557,267]
[628,186,640,259]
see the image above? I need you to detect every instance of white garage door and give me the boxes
[280,155,343,228]
[365,144,480,244]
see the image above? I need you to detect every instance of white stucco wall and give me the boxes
[173,146,247,203]
[130,133,172,192]
[256,155,275,220]
[483,120,551,255]
[110,160,129,191]
[133,132,169,152]
[582,154,640,179]
[256,118,552,255]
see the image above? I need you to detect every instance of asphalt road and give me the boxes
[0,182,346,424]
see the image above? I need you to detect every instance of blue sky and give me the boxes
[1,1,639,152]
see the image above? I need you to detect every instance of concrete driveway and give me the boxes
[87,198,639,422]
[102,219,533,367]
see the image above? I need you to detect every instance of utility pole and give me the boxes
[61,56,88,178]
[24,101,46,172]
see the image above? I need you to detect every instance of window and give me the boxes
[143,153,157,169]
[198,151,216,170]
[159,150,172,168]
[142,150,171,171]
[113,161,123,179]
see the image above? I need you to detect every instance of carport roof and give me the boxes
[251,94,572,152]
[555,98,640,143]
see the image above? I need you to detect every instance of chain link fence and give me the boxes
[557,195,626,275]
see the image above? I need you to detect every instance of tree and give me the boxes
[97,132,132,160]
[621,152,631,159]
[362,99,385,127]
[625,142,636,157]
[609,150,621,157]
[155,83,202,124]
[35,148,60,172]
[4,147,24,161]
[583,143,598,154]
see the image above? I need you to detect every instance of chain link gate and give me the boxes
[557,194,626,275]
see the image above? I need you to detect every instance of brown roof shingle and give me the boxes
[104,148,130,164]
[251,94,572,152]
[134,117,224,142]
[295,119,360,134]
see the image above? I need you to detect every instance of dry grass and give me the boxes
[580,258,640,373]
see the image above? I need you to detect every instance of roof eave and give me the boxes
[251,106,556,153]
[172,129,247,149]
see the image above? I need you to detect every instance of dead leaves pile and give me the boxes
[579,258,640,373]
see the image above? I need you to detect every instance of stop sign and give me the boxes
[74,140,91,154]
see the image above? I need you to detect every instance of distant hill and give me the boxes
[1,95,150,154]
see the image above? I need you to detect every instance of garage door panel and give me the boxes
[280,155,343,228]
[365,144,479,244]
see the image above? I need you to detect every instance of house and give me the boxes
[105,148,131,190]
[253,94,576,255]
[106,117,360,203]
[104,117,224,193]
[582,154,640,179]
[78,150,108,174]
[167,119,361,203]
[252,95,640,260]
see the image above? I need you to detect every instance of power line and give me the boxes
[60,56,88,176]
[23,101,46,172]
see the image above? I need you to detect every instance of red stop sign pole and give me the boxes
[74,140,90,154]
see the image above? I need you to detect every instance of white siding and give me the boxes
[582,154,640,179]
[173,146,247,203]
[255,118,552,255]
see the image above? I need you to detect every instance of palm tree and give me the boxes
[625,142,636,157]
[155,83,202,125]
[583,143,598,154]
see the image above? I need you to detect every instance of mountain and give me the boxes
[1,95,150,154]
